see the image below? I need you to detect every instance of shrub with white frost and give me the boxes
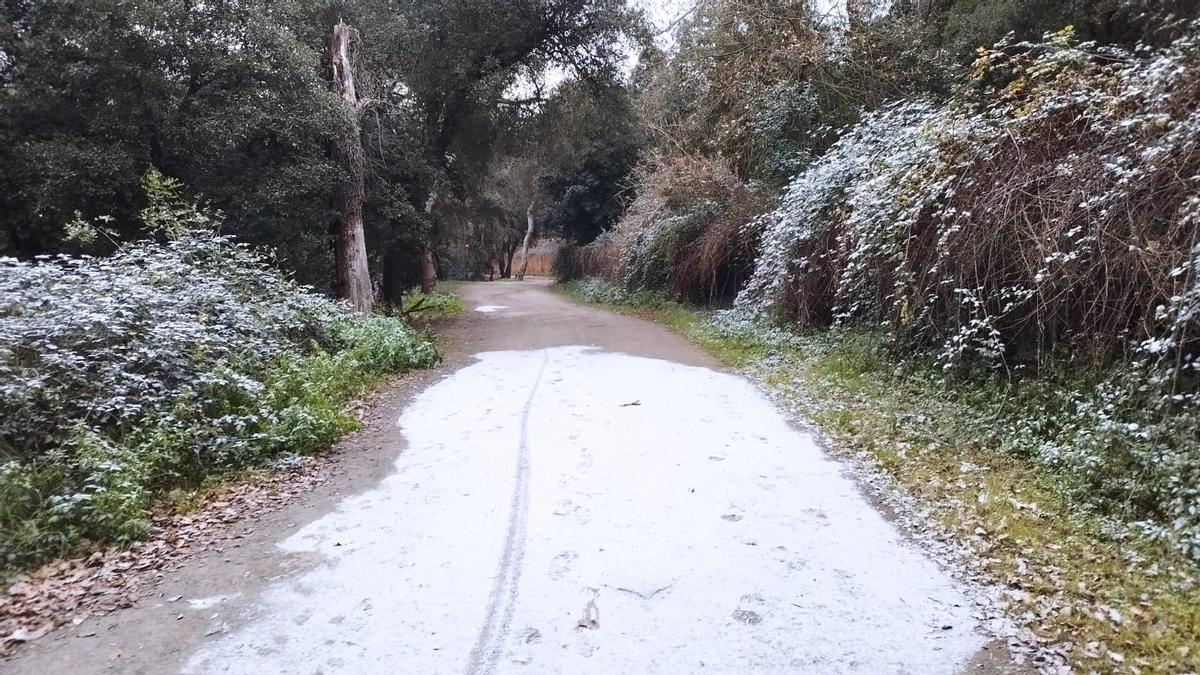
[0,237,338,457]
[725,27,1200,557]
[0,177,438,568]
[736,27,1200,379]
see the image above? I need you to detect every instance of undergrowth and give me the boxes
[0,174,440,577]
[560,277,1200,673]
[399,290,467,321]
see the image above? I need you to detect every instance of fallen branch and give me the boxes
[401,297,430,317]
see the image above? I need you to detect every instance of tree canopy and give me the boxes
[0,0,645,293]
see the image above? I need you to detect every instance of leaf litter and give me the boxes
[1,456,340,657]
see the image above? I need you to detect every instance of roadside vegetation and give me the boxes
[0,177,439,577]
[401,290,468,322]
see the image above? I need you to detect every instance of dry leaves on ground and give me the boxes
[0,458,339,657]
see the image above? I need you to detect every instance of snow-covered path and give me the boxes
[8,280,998,675]
[184,290,987,673]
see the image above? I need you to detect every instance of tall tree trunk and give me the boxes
[382,250,406,307]
[421,192,438,292]
[515,201,535,281]
[501,241,514,278]
[330,20,373,314]
[420,249,437,291]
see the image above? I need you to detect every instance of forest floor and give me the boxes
[5,280,1026,674]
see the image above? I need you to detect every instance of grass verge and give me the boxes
[1,317,440,581]
[400,289,467,322]
[556,279,1200,674]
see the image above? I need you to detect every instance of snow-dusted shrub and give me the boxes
[1,237,334,457]
[588,154,765,304]
[728,27,1200,555]
[738,27,1200,373]
[734,100,963,326]
[0,188,438,568]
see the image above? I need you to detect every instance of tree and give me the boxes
[373,0,645,290]
[516,202,537,281]
[480,156,539,279]
[533,78,645,245]
[0,0,645,297]
[929,0,1200,58]
[329,19,374,313]
[0,0,338,286]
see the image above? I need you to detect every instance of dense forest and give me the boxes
[3,0,1200,669]
[0,0,643,303]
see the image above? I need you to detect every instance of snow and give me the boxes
[188,593,241,611]
[474,305,509,313]
[184,346,987,674]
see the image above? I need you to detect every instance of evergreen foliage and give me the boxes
[0,177,438,569]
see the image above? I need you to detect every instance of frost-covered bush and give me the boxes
[726,27,1200,556]
[1,237,333,457]
[584,154,765,304]
[0,190,438,569]
[734,100,960,326]
[737,28,1200,374]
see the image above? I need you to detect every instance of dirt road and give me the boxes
[9,280,1008,674]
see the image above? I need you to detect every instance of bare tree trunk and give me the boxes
[501,241,514,278]
[420,249,437,292]
[515,201,535,281]
[330,20,373,314]
[420,192,438,292]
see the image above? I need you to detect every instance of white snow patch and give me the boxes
[185,346,987,674]
[187,593,240,611]
[474,305,509,313]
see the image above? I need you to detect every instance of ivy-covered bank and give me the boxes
[559,278,1200,674]
[0,179,440,576]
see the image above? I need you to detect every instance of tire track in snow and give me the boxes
[466,351,550,675]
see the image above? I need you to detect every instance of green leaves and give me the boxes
[0,0,337,285]
[0,229,438,573]
[138,170,220,240]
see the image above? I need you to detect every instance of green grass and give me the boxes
[401,290,467,321]
[1,316,440,580]
[554,279,771,366]
[558,278,1200,674]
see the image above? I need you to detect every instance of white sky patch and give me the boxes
[474,305,509,313]
[515,0,696,95]
[638,0,696,48]
[185,346,987,674]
